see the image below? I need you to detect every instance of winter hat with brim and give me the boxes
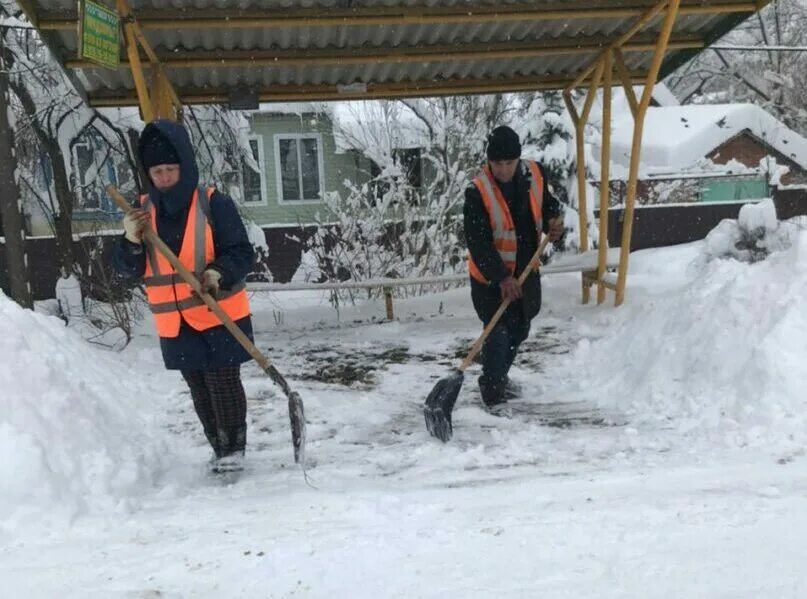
[141,130,180,170]
[486,125,522,161]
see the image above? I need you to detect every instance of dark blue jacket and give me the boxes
[112,120,255,370]
[464,161,562,324]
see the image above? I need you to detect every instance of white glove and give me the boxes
[123,209,149,244]
[200,268,222,297]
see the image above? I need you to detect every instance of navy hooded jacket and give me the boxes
[112,120,255,370]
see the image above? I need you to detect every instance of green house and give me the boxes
[232,103,432,228]
[234,105,366,226]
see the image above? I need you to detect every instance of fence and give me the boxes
[3,188,806,302]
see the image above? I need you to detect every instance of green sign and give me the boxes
[80,0,120,69]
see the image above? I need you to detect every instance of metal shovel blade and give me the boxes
[423,370,464,442]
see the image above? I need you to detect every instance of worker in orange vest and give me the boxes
[112,120,255,473]
[464,125,564,408]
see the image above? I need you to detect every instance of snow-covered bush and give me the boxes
[310,178,464,303]
[704,199,800,262]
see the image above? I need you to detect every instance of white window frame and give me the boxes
[274,133,325,205]
[241,134,268,206]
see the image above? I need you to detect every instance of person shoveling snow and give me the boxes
[112,120,258,474]
[425,126,564,441]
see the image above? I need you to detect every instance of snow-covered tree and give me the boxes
[309,96,519,297]
[665,0,807,135]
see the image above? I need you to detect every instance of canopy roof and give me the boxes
[17,0,769,107]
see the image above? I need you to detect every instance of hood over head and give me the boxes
[138,120,199,216]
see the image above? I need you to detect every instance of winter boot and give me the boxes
[204,429,221,456]
[211,426,247,473]
[503,377,523,400]
[478,375,507,408]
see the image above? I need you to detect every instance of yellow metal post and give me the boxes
[615,0,682,306]
[121,21,153,122]
[597,50,613,305]
[150,68,177,121]
[613,48,639,119]
[116,0,181,122]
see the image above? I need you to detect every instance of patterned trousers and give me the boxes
[181,366,247,442]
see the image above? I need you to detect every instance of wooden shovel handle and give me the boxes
[458,235,552,372]
[107,185,272,371]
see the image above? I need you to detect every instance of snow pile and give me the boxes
[704,199,800,263]
[0,292,172,529]
[574,226,807,448]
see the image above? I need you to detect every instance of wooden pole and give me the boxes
[568,62,604,304]
[615,0,682,306]
[613,48,639,119]
[597,50,613,305]
[0,33,32,308]
[384,287,394,320]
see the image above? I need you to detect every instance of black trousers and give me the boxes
[478,310,531,405]
[181,366,247,455]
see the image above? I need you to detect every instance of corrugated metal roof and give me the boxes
[20,0,771,106]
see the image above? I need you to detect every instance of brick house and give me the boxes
[598,103,807,205]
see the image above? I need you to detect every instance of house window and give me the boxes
[241,136,265,204]
[275,134,323,203]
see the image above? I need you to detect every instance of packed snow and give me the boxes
[0,293,173,531]
[3,213,807,597]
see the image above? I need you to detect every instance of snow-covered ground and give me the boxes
[3,216,807,597]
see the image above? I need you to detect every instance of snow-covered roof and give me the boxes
[607,103,807,175]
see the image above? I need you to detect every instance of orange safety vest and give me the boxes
[140,187,251,338]
[467,160,544,284]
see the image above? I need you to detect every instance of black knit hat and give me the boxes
[486,125,522,161]
[140,130,180,170]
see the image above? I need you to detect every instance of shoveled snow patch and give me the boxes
[573,230,807,449]
[0,292,173,530]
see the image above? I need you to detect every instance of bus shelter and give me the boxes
[18,0,771,305]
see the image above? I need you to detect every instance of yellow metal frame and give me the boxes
[39,1,757,31]
[115,0,181,122]
[564,0,682,307]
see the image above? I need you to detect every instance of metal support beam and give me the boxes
[115,0,181,122]
[87,71,649,107]
[38,1,759,31]
[65,36,702,70]
[615,0,682,306]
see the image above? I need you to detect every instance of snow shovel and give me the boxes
[107,186,306,465]
[424,235,551,442]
